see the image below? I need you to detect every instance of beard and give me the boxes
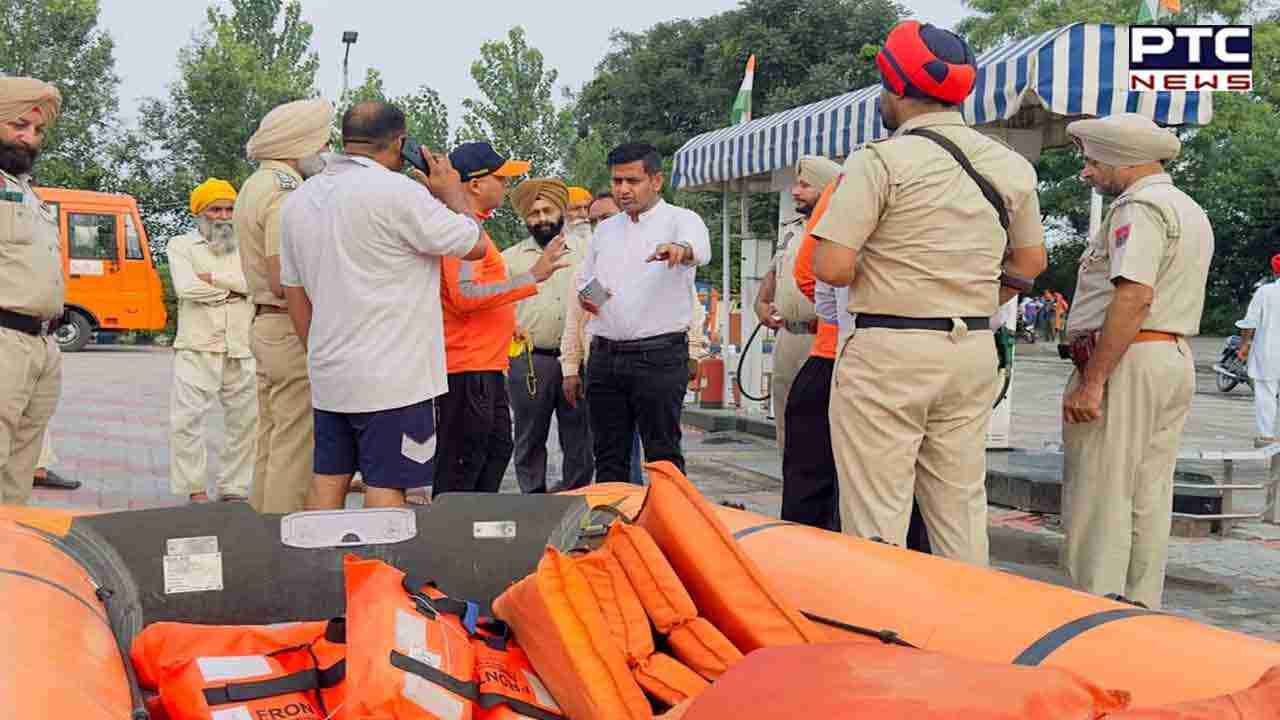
[527,217,564,247]
[197,218,238,255]
[0,140,38,176]
[795,199,815,217]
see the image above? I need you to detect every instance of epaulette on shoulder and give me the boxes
[272,169,299,191]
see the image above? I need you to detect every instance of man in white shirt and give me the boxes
[167,179,258,503]
[577,143,711,481]
[279,101,485,510]
[1238,255,1280,446]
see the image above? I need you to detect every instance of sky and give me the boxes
[98,0,974,128]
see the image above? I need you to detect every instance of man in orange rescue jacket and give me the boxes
[433,142,569,497]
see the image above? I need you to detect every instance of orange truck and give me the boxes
[32,187,168,351]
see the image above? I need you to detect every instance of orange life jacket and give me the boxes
[342,555,564,720]
[344,554,480,720]
[131,619,347,720]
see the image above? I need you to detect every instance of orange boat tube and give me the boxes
[0,508,138,719]
[577,482,1280,708]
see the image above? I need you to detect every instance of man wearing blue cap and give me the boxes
[432,141,568,497]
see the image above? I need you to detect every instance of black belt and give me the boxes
[531,347,560,357]
[0,308,54,336]
[855,314,990,332]
[592,331,686,354]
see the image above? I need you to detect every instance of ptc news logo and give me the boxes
[1129,25,1253,92]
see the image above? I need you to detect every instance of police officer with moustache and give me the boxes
[813,21,1047,565]
[1060,113,1213,610]
[234,98,334,514]
[754,156,840,461]
[0,77,63,505]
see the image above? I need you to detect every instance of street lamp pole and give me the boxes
[340,31,359,102]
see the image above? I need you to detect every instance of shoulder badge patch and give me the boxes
[272,170,299,191]
[1113,224,1131,249]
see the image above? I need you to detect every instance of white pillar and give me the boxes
[721,186,733,404]
[1088,189,1104,239]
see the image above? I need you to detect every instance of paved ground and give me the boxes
[30,340,1280,641]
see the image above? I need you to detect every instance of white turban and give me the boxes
[797,155,842,190]
[246,98,334,161]
[1066,113,1181,167]
[0,77,61,125]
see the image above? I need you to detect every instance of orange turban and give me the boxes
[567,186,593,207]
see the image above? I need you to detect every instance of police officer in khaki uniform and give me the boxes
[754,155,840,460]
[812,21,1047,565]
[233,98,333,513]
[504,178,593,492]
[0,77,63,506]
[1060,113,1213,610]
[168,179,258,502]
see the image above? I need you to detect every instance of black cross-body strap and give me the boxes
[907,128,1010,232]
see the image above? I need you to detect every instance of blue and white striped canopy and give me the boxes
[671,23,1215,190]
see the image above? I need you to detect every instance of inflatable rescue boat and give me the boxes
[3,462,1279,719]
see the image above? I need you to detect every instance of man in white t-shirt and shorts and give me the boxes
[279,101,485,509]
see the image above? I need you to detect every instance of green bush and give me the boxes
[1200,302,1245,337]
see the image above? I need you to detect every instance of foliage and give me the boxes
[337,68,451,153]
[123,0,320,256]
[458,27,574,247]
[0,0,120,191]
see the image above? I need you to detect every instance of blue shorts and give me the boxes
[313,398,437,490]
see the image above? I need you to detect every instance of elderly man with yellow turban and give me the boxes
[0,77,64,505]
[1059,113,1214,609]
[566,186,593,226]
[502,178,594,492]
[168,179,258,503]
[233,97,332,513]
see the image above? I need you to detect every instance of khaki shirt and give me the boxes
[167,231,254,357]
[234,160,300,309]
[0,169,64,319]
[1065,174,1213,338]
[813,111,1044,318]
[773,216,816,323]
[501,223,588,350]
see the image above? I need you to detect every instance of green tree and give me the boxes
[336,68,450,152]
[459,26,574,246]
[126,0,319,255]
[0,0,120,190]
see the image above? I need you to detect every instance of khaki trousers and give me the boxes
[1062,339,1194,610]
[37,428,56,469]
[248,313,314,513]
[0,330,61,505]
[830,327,997,566]
[771,328,815,459]
[169,349,258,497]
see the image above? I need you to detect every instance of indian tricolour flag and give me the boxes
[730,55,756,125]
[1138,0,1180,22]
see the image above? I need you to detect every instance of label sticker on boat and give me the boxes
[210,707,253,720]
[473,521,517,539]
[166,535,218,556]
[198,655,271,682]
[163,552,224,594]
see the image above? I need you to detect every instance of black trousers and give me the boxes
[507,350,594,493]
[586,333,687,482]
[432,371,513,497]
[784,355,932,552]
[781,356,839,530]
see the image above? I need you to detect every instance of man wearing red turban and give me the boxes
[810,21,1048,566]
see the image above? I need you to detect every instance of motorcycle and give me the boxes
[1213,335,1254,393]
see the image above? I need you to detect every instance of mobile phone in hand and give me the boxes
[580,277,611,309]
[401,136,429,175]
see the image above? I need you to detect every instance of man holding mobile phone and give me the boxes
[278,101,486,510]
[577,143,711,481]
